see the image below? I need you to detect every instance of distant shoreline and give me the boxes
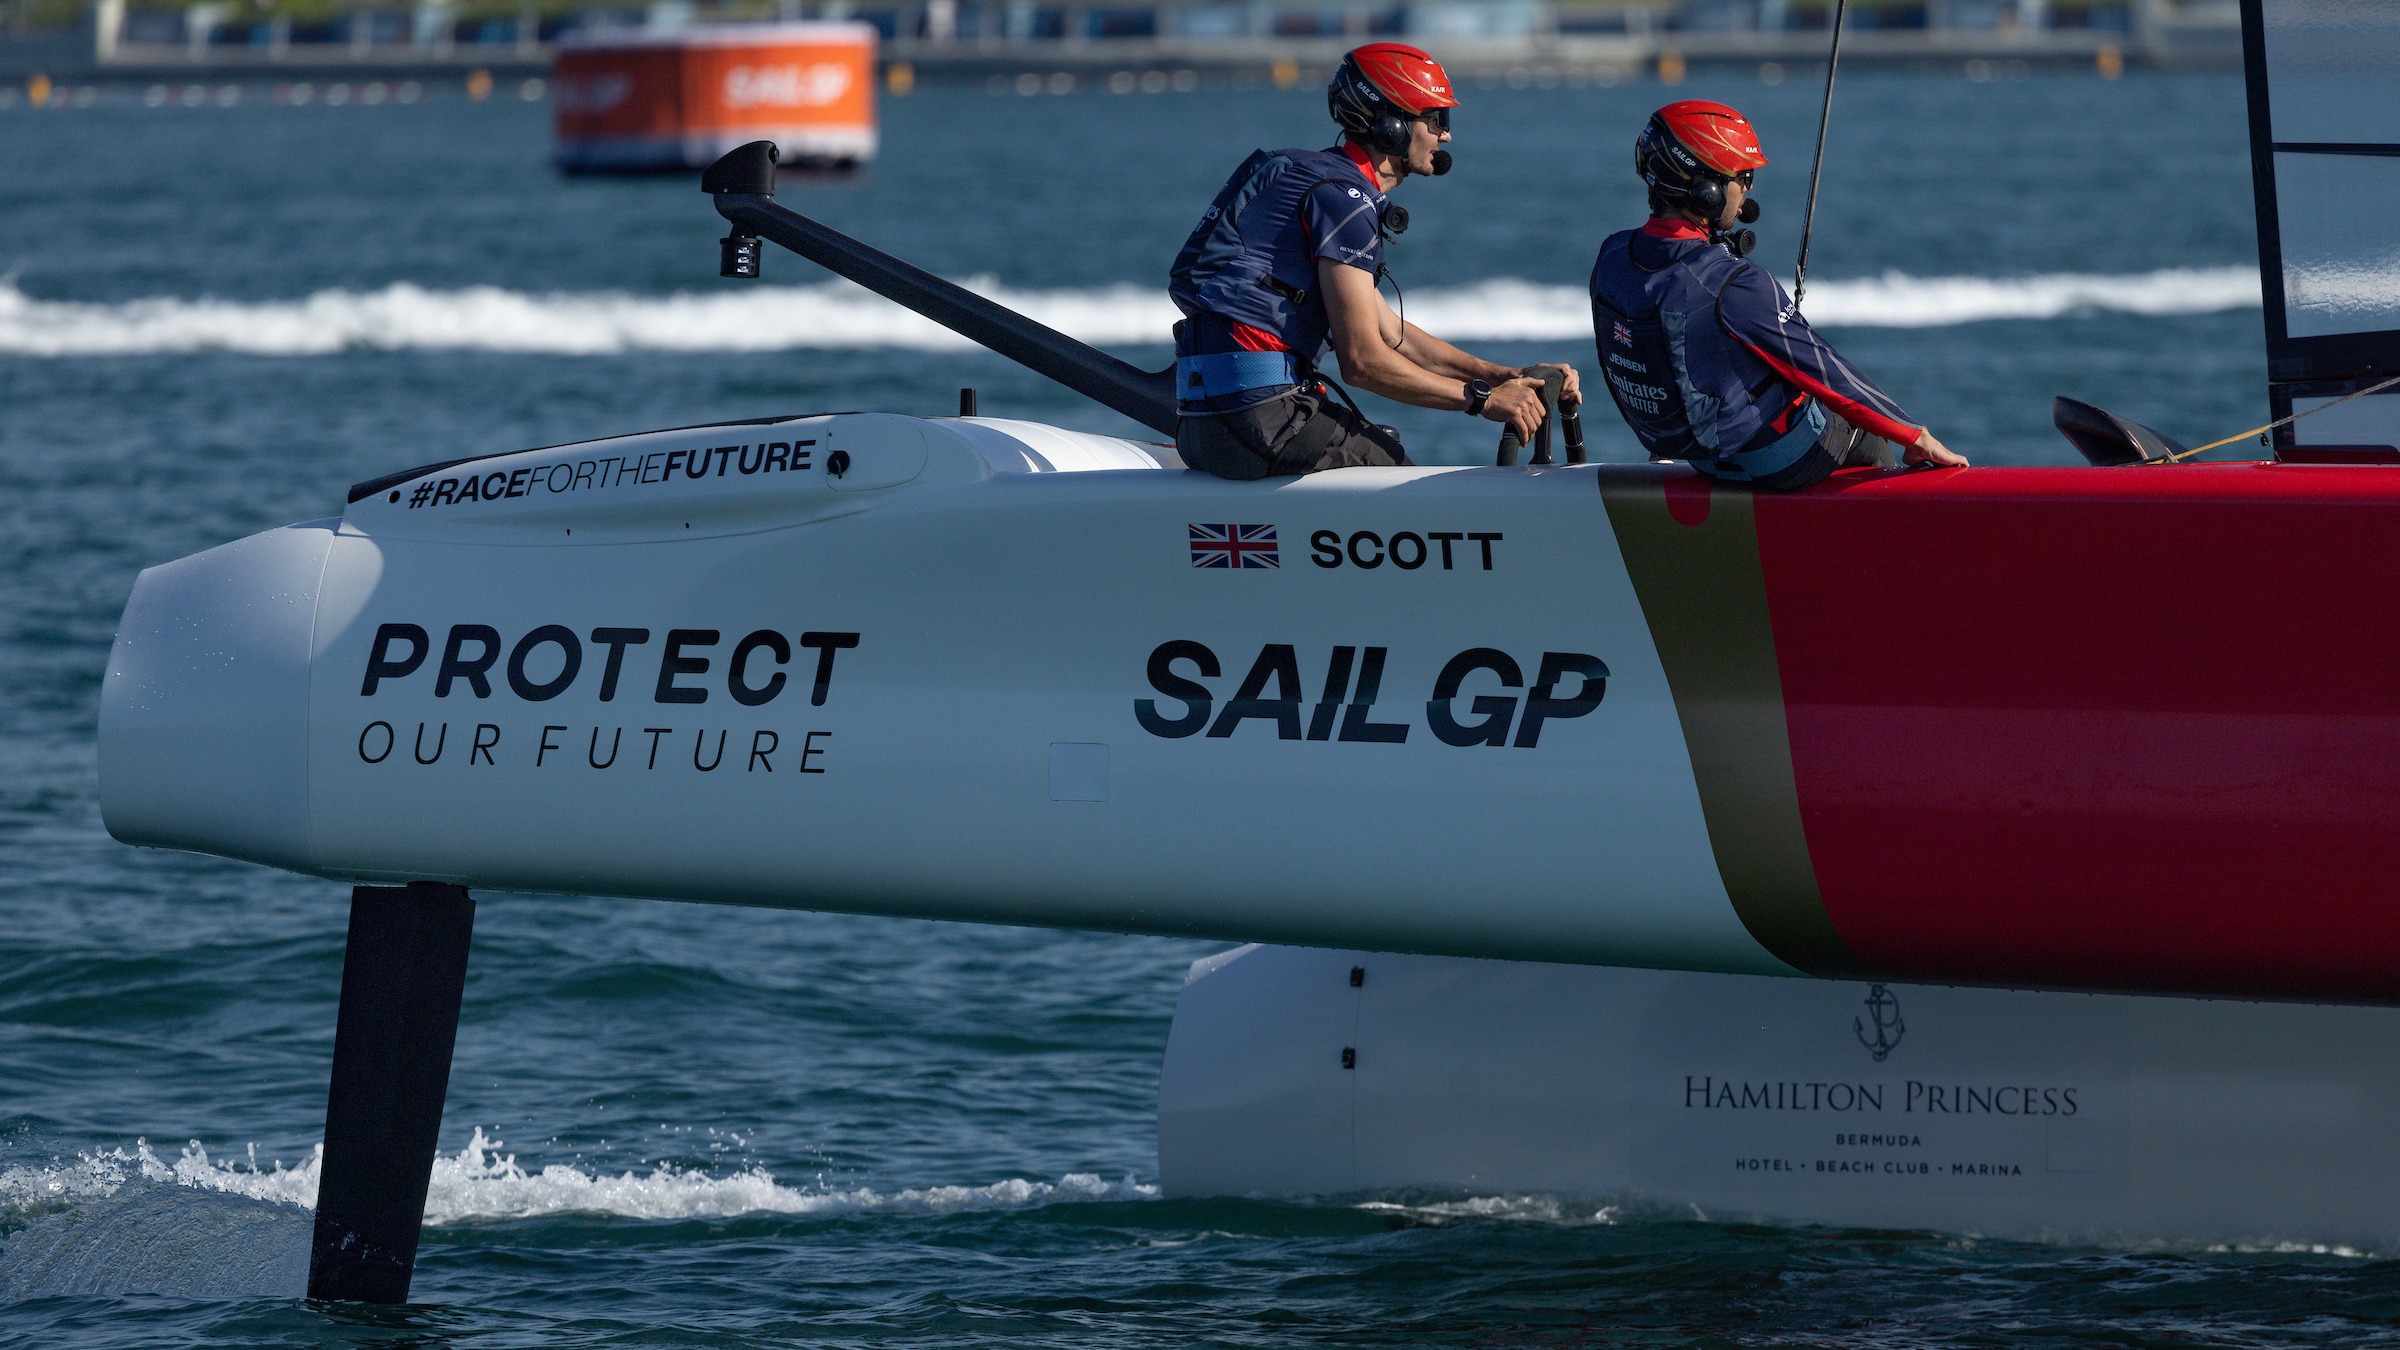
[1,5,2240,81]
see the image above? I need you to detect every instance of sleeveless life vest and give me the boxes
[1169,148,1384,407]
[1589,229,1809,470]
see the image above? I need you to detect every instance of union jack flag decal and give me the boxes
[1189,523,1279,569]
[1612,320,1634,346]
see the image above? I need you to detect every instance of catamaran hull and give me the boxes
[1160,944,2400,1250]
[98,411,2400,1003]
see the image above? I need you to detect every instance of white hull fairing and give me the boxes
[100,412,1780,976]
[1158,944,2400,1250]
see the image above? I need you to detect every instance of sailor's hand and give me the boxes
[1906,429,1969,468]
[1484,377,1548,442]
[1524,364,1584,406]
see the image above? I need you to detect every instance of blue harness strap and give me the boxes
[1176,350,1301,406]
[1696,399,1826,483]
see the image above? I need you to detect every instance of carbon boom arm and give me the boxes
[704,140,1179,438]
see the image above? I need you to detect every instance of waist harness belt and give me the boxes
[1696,398,1826,483]
[1177,350,1302,407]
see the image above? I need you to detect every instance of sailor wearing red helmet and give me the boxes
[1167,43,1580,478]
[1590,100,1965,490]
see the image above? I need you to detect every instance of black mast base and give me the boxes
[307,881,475,1304]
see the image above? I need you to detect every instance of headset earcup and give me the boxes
[1692,177,1723,219]
[1373,113,1408,154]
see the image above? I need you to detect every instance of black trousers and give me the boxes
[1177,390,1413,480]
[1740,411,1898,492]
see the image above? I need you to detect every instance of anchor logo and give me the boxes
[1854,984,1905,1062]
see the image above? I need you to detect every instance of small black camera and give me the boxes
[720,233,762,279]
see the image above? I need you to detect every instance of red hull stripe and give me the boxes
[1752,463,2400,1002]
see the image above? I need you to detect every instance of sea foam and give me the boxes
[0,1130,1155,1300]
[0,267,2260,357]
[0,1130,1155,1228]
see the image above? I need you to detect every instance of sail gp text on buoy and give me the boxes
[723,63,853,110]
[551,25,879,172]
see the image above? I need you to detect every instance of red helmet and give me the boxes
[1637,100,1767,209]
[1330,43,1459,152]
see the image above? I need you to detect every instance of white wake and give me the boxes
[3,1135,2373,1297]
[0,267,2260,357]
[0,1130,1154,1226]
[0,1131,1154,1299]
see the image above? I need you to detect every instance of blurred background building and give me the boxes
[0,0,2237,81]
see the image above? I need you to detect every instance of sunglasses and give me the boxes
[1415,106,1451,134]
[1732,169,1754,188]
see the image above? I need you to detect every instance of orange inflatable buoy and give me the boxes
[552,23,877,174]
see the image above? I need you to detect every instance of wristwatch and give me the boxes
[1462,378,1492,417]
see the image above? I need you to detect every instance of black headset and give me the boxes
[1687,175,1725,221]
[1363,108,1411,155]
[1344,79,1449,165]
[1686,175,1761,253]
[1365,111,1453,175]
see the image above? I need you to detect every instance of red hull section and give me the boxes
[1758,465,2400,1002]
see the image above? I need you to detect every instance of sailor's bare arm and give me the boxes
[1319,260,1547,439]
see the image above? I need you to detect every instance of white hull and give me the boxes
[1159,944,2400,1249]
[98,413,1788,976]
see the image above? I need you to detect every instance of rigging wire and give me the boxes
[1791,0,1850,310]
[1773,0,2379,465]
[2163,370,2400,462]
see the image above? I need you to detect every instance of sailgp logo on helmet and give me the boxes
[1329,42,1460,152]
[1638,100,1768,210]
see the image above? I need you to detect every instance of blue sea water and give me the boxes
[4,65,2387,1347]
